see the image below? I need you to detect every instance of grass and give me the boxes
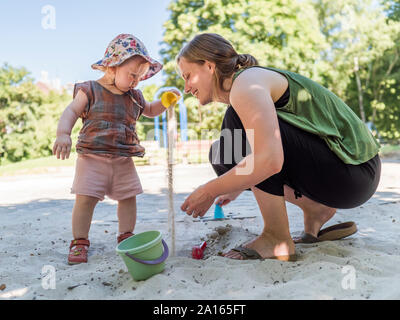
[0,154,77,176]
[0,150,210,177]
[3,143,397,177]
[379,144,400,158]
[0,153,156,176]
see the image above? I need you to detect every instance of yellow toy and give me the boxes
[161,91,180,108]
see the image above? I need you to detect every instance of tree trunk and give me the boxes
[354,57,366,122]
[372,48,399,123]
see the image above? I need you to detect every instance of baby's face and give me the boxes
[114,57,150,92]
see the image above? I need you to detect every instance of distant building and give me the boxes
[35,70,64,94]
[36,81,51,95]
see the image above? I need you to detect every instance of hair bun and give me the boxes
[238,54,247,64]
[236,54,258,69]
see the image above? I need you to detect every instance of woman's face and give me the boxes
[114,57,150,92]
[178,57,215,105]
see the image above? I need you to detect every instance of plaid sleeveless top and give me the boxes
[73,81,146,157]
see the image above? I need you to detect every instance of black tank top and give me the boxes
[274,86,290,109]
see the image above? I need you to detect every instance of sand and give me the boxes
[0,159,399,300]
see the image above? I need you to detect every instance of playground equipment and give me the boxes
[158,88,182,257]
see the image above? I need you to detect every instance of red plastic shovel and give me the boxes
[192,241,207,259]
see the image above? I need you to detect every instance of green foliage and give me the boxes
[340,0,400,141]
[386,0,400,20]
[161,0,329,85]
[312,0,400,133]
[2,0,400,166]
[161,0,333,136]
[0,63,73,164]
[161,0,400,142]
[137,83,160,141]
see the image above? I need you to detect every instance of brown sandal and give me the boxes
[68,239,90,265]
[293,221,357,244]
[229,245,297,262]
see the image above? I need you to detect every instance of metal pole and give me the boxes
[167,105,176,257]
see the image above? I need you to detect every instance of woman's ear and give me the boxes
[205,60,216,73]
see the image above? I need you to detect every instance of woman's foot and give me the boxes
[303,206,337,238]
[283,185,337,238]
[224,231,295,260]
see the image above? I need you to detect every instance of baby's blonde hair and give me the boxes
[97,55,149,73]
[99,56,150,85]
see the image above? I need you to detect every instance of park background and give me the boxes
[1,0,400,301]
[1,0,400,174]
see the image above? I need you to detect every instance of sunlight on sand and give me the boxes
[0,287,29,299]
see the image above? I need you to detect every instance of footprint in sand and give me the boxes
[203,224,259,259]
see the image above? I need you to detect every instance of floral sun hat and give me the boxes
[91,34,163,81]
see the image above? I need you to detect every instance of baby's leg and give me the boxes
[117,196,137,234]
[72,195,99,239]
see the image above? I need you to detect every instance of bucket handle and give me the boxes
[125,240,169,265]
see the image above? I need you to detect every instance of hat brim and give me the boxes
[91,55,163,81]
[139,55,163,81]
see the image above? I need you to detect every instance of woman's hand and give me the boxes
[181,184,216,218]
[215,190,243,206]
[53,134,72,160]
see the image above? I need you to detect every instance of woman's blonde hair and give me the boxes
[176,33,258,98]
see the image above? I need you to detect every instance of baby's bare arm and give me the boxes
[53,90,88,159]
[142,89,181,118]
[142,100,166,118]
[56,90,88,136]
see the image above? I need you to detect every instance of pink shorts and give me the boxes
[71,153,143,201]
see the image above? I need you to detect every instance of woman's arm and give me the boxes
[180,68,285,218]
[206,68,284,198]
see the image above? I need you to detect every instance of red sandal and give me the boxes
[68,239,90,265]
[117,232,134,244]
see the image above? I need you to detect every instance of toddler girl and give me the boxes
[53,34,178,264]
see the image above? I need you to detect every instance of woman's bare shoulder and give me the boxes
[232,67,288,102]
[236,66,285,81]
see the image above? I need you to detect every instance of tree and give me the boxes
[0,64,44,163]
[387,0,400,20]
[161,0,400,142]
[160,0,331,135]
[0,63,72,164]
[342,0,400,141]
[312,0,400,125]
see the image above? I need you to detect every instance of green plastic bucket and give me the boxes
[116,231,169,281]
